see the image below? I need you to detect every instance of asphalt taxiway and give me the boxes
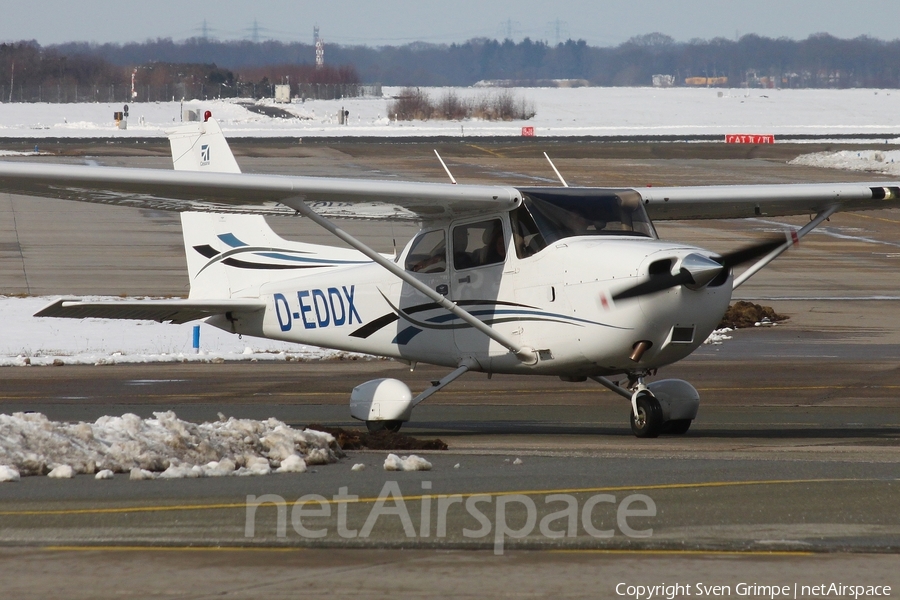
[1,140,899,596]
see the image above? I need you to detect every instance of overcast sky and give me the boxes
[2,0,899,47]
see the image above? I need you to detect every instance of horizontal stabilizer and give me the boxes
[36,298,266,324]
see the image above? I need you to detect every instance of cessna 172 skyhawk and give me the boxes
[0,116,898,438]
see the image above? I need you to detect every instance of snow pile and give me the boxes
[47,465,74,479]
[0,411,341,478]
[275,454,307,474]
[0,465,20,482]
[704,328,734,345]
[791,149,900,176]
[383,453,432,471]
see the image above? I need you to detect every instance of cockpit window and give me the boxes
[452,218,506,270]
[519,189,657,244]
[405,229,446,273]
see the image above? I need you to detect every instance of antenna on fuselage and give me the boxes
[434,150,457,184]
[544,152,569,187]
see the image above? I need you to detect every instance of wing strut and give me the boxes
[544,152,569,187]
[434,150,458,184]
[732,205,839,289]
[285,198,539,365]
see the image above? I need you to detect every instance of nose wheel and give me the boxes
[366,420,403,433]
[629,391,663,438]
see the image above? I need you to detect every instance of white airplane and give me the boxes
[1,115,898,438]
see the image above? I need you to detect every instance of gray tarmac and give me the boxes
[1,140,900,597]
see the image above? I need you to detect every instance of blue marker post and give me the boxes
[192,325,200,354]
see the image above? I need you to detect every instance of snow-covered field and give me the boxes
[2,86,900,139]
[0,296,363,367]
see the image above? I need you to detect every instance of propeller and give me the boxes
[612,238,784,301]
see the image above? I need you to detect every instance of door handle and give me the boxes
[458,276,471,284]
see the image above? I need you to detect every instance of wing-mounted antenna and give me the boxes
[434,150,457,184]
[544,152,568,187]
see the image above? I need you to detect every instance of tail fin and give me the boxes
[167,117,241,173]
[167,117,369,299]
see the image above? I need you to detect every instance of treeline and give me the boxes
[0,41,359,102]
[343,33,900,87]
[45,33,900,88]
[388,88,535,121]
[4,32,900,97]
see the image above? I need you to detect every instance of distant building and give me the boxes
[652,74,675,88]
[685,76,728,87]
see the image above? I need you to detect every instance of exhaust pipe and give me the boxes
[630,340,652,362]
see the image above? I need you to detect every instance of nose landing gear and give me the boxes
[630,389,663,438]
[591,373,699,438]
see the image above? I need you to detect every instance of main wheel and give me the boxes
[366,420,403,433]
[630,392,663,438]
[663,419,692,435]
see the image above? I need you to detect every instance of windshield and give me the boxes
[518,188,657,245]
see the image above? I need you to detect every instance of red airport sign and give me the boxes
[726,134,775,144]
[521,126,535,137]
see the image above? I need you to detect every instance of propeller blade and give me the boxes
[612,269,693,301]
[611,238,784,302]
[717,238,784,269]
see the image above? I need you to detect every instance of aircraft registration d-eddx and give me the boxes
[1,114,898,438]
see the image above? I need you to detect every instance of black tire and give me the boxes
[663,419,692,435]
[630,393,663,438]
[366,420,403,433]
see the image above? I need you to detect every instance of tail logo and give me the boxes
[193,232,369,274]
[200,144,210,166]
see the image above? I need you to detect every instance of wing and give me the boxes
[36,298,266,324]
[637,182,900,220]
[0,161,520,221]
[2,160,898,223]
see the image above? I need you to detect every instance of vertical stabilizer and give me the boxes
[167,117,241,174]
[169,117,370,300]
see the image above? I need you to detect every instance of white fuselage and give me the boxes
[222,235,732,377]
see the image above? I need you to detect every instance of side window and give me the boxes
[405,229,446,273]
[452,218,506,270]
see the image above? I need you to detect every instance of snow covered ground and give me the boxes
[2,86,900,139]
[791,148,900,176]
[0,296,364,366]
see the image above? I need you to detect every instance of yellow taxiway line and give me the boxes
[0,478,872,517]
